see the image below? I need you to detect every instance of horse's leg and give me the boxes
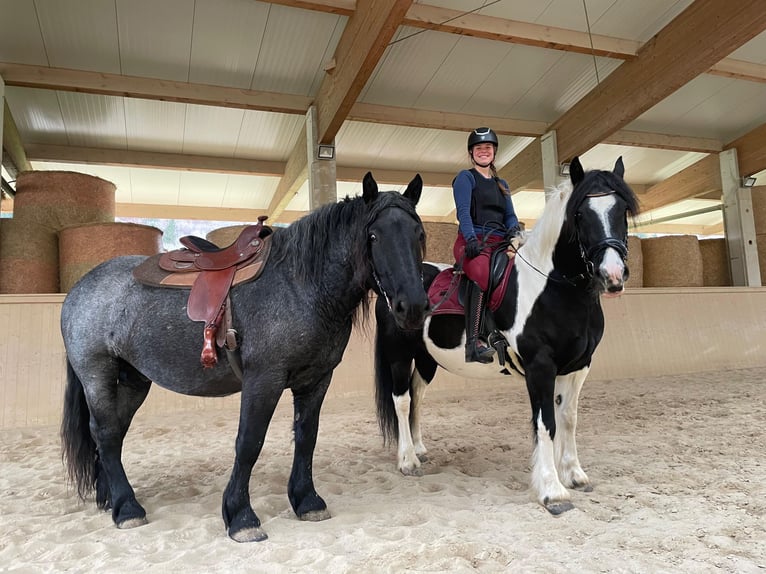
[391,361,421,476]
[84,360,151,528]
[409,369,429,462]
[288,372,333,521]
[525,359,573,515]
[222,384,282,543]
[553,368,591,491]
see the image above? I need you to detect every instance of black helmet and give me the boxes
[467,127,498,151]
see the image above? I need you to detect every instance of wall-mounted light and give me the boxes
[559,162,571,176]
[741,176,757,188]
[317,144,335,160]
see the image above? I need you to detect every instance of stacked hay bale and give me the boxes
[0,171,116,293]
[699,238,731,286]
[641,235,704,287]
[626,235,643,287]
[423,221,458,264]
[752,188,766,286]
[59,222,163,292]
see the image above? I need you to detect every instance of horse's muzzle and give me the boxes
[391,294,429,330]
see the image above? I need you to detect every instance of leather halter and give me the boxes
[571,190,629,283]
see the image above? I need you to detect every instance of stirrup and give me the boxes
[465,339,495,364]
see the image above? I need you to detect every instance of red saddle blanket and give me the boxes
[428,257,514,317]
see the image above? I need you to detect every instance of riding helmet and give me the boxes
[467,127,498,151]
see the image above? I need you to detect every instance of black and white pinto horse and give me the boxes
[60,173,429,542]
[375,157,638,514]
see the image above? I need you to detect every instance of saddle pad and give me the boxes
[428,257,514,317]
[132,254,265,289]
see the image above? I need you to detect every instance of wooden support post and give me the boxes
[306,106,337,211]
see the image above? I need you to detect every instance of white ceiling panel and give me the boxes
[6,87,69,146]
[116,0,194,81]
[249,4,343,95]
[579,144,707,186]
[57,92,127,148]
[361,27,461,107]
[177,171,231,207]
[221,174,278,210]
[728,30,766,63]
[235,112,304,160]
[34,0,120,72]
[124,99,185,153]
[181,105,244,156]
[0,0,48,64]
[189,0,270,88]
[128,167,182,205]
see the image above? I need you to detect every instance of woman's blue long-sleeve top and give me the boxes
[453,169,519,241]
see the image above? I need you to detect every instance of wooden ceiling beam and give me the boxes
[0,62,311,114]
[499,0,766,190]
[550,0,766,163]
[724,122,766,177]
[313,0,413,144]
[267,1,766,83]
[639,154,721,213]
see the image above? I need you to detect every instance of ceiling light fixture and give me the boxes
[741,176,757,188]
[559,162,571,177]
[317,144,335,160]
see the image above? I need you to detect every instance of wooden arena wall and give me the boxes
[2,288,766,429]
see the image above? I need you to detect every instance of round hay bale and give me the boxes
[642,235,703,287]
[206,225,249,248]
[423,221,458,264]
[59,222,163,292]
[13,170,116,230]
[699,238,731,286]
[751,187,766,235]
[0,219,59,293]
[626,235,643,287]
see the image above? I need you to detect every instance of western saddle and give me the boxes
[132,216,272,374]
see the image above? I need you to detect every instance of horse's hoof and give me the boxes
[416,453,429,462]
[545,501,575,515]
[230,526,268,543]
[571,480,593,492]
[400,466,423,477]
[116,516,148,529]
[299,509,331,522]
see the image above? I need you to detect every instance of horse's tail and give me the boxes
[374,326,405,445]
[60,359,97,501]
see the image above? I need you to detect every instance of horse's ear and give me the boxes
[402,174,422,207]
[363,171,379,204]
[570,157,585,186]
[613,156,625,179]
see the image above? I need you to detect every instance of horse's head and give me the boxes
[362,172,429,329]
[566,156,639,297]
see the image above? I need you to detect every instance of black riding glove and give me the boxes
[465,238,482,259]
[505,225,521,241]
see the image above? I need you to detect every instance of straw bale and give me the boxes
[13,170,116,230]
[206,225,249,248]
[0,219,59,293]
[59,222,163,292]
[626,235,643,287]
[699,238,731,286]
[752,187,766,235]
[424,221,458,264]
[641,235,703,287]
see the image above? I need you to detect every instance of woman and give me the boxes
[453,127,519,363]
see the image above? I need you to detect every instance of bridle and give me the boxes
[368,204,424,312]
[519,190,629,287]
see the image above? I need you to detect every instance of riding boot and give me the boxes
[465,281,495,364]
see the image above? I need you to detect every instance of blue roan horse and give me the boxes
[375,157,639,514]
[60,173,429,542]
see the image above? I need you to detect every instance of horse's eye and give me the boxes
[369,233,378,243]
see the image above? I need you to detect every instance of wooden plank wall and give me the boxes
[2,288,766,429]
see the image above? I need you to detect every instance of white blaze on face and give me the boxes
[588,194,625,288]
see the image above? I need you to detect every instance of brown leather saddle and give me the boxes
[132,215,272,373]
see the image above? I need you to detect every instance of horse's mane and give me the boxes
[268,191,420,322]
